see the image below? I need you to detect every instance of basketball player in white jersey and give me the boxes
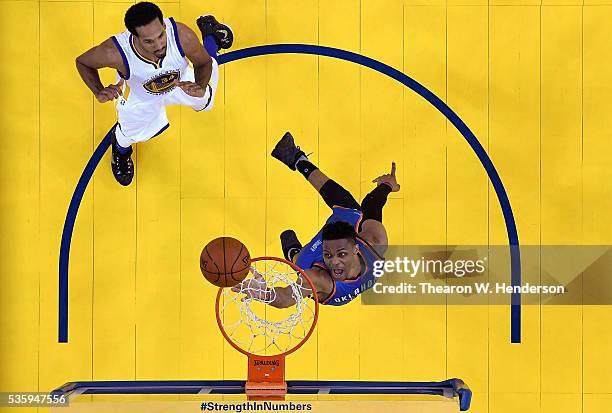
[75,2,233,186]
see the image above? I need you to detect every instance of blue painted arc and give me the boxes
[58,44,522,344]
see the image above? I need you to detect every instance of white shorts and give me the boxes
[115,58,219,147]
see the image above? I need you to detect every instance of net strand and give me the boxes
[219,260,316,356]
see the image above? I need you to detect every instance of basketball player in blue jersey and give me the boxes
[232,132,400,307]
[75,2,233,186]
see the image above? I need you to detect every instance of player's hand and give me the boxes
[372,162,400,192]
[231,267,273,303]
[177,81,206,98]
[95,79,123,103]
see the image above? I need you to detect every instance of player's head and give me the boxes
[124,2,167,59]
[322,221,361,280]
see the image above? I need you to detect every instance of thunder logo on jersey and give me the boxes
[143,70,180,94]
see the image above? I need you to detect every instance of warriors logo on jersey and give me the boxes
[143,70,181,95]
[112,17,189,100]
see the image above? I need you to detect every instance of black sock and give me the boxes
[114,137,132,156]
[296,159,318,179]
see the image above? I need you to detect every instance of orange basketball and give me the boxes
[200,237,251,288]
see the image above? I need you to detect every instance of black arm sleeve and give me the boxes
[360,183,392,223]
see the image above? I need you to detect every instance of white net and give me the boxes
[217,258,318,356]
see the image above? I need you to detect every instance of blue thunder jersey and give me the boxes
[112,17,188,100]
[295,207,384,306]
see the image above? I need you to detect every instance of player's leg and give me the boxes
[273,132,359,262]
[166,15,229,112]
[111,126,134,186]
[112,95,169,186]
[196,15,234,53]
[196,17,222,112]
[271,132,360,210]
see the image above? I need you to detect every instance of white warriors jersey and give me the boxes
[112,17,188,102]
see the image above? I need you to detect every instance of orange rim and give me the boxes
[215,256,319,358]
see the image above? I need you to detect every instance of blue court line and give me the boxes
[59,44,521,343]
[59,124,116,342]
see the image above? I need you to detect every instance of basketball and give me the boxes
[200,237,251,288]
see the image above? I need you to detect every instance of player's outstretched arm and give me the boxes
[175,21,213,98]
[359,162,401,252]
[231,266,333,309]
[75,38,126,103]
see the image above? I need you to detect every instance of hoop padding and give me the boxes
[216,257,319,358]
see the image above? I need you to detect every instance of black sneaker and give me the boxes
[280,230,303,262]
[111,134,134,186]
[196,15,233,50]
[271,132,306,171]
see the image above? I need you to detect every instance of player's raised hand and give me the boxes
[95,79,123,103]
[231,267,274,303]
[177,81,206,98]
[372,162,400,192]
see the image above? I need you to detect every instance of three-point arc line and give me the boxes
[59,44,522,344]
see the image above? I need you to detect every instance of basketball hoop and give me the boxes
[215,257,319,399]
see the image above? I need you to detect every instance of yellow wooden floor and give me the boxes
[1,1,612,412]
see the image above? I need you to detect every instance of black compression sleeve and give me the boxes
[360,183,392,223]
